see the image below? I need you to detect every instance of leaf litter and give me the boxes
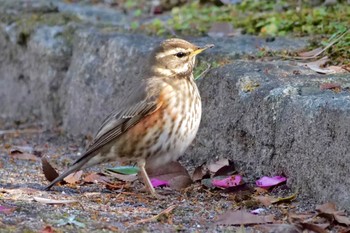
[2,131,350,232]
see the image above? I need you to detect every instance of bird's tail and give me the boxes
[44,159,87,191]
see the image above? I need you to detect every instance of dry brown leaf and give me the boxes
[215,210,274,225]
[42,157,60,182]
[104,171,138,182]
[33,196,78,204]
[213,163,236,177]
[298,47,323,58]
[84,172,111,183]
[327,66,348,73]
[334,215,350,226]
[10,150,38,161]
[316,202,350,226]
[207,158,229,174]
[316,202,338,214]
[254,195,277,206]
[192,163,208,181]
[255,224,301,233]
[168,175,193,190]
[299,222,328,233]
[146,161,192,189]
[304,56,338,74]
[288,212,315,222]
[64,171,83,184]
[320,83,342,92]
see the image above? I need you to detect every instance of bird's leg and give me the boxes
[138,159,157,197]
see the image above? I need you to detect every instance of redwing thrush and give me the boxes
[44,38,214,196]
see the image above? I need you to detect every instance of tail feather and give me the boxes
[44,158,88,191]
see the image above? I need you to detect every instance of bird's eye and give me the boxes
[175,52,186,58]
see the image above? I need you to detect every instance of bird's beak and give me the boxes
[191,44,215,56]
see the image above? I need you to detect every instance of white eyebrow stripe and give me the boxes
[156,48,191,59]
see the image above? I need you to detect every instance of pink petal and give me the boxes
[151,178,169,187]
[251,208,266,215]
[256,176,287,188]
[212,175,242,188]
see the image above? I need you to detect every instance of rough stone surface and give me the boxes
[192,62,350,209]
[1,0,350,211]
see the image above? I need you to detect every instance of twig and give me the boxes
[195,62,212,80]
[135,204,177,224]
[279,28,350,60]
[0,128,44,135]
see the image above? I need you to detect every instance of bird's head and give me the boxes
[150,38,214,78]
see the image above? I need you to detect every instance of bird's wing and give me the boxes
[73,81,162,165]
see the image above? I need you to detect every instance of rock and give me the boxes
[62,30,157,135]
[191,61,350,209]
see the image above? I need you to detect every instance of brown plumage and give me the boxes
[44,38,214,196]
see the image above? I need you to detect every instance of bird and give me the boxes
[44,38,214,197]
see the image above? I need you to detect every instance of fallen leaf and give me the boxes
[215,210,274,225]
[316,202,350,226]
[83,172,110,183]
[104,170,138,182]
[212,175,242,188]
[327,66,348,73]
[207,158,230,174]
[288,212,315,222]
[64,171,83,184]
[10,145,33,153]
[213,161,236,177]
[42,157,60,182]
[0,205,16,215]
[10,149,38,161]
[254,187,269,194]
[33,197,78,205]
[255,224,301,233]
[168,175,193,190]
[107,166,139,175]
[299,222,328,233]
[192,163,208,181]
[334,215,350,226]
[316,202,337,214]
[320,83,342,92]
[151,178,169,187]
[304,56,337,74]
[298,47,323,58]
[254,196,278,206]
[146,161,192,190]
[41,225,56,233]
[256,176,287,189]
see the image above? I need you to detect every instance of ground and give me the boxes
[1,127,349,233]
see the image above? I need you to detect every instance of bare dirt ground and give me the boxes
[1,125,349,233]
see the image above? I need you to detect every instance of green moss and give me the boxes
[141,0,349,65]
